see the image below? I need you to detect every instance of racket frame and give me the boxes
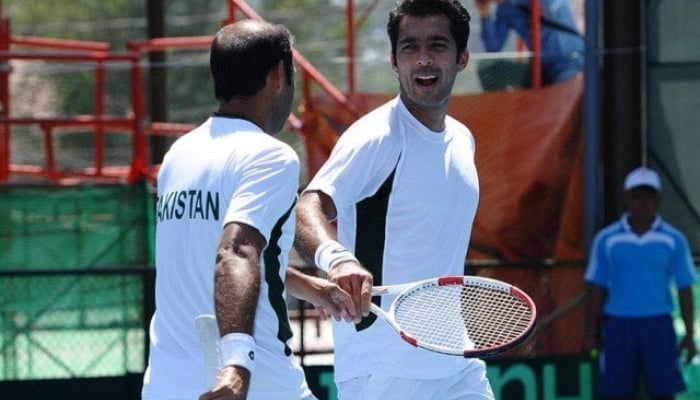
[370,275,537,357]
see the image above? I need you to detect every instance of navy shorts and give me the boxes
[597,315,686,397]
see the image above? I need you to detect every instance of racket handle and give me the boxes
[195,314,222,388]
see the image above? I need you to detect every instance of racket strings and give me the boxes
[461,286,533,349]
[392,284,534,354]
[393,285,468,352]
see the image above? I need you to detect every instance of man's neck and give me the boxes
[627,215,655,235]
[399,94,447,132]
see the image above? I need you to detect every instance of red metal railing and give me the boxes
[0,14,10,180]
[0,30,145,182]
[0,0,547,184]
[0,0,365,184]
[530,0,543,88]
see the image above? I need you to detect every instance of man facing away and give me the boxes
[142,19,351,400]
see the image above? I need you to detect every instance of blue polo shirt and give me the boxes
[584,214,697,318]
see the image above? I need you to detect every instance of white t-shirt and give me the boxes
[142,116,311,400]
[305,97,482,382]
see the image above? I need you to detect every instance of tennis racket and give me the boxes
[368,275,536,357]
[195,314,222,388]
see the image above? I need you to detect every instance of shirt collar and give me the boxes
[620,213,662,233]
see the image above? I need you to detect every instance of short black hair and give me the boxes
[387,0,471,60]
[210,20,294,102]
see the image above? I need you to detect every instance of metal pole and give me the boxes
[601,0,643,221]
[530,0,542,88]
[347,0,356,96]
[583,0,601,248]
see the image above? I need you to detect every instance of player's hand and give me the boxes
[199,365,250,400]
[327,260,373,323]
[306,275,355,322]
[583,331,601,356]
[679,334,698,365]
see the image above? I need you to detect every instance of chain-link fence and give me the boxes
[0,270,152,379]
[0,183,154,380]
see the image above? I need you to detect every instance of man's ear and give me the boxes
[457,50,469,72]
[268,60,285,89]
[390,53,398,73]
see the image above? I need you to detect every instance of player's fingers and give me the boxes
[332,287,356,321]
[347,276,368,323]
[346,289,359,322]
[328,262,370,322]
[684,346,698,364]
[199,387,238,400]
[321,288,350,321]
[348,275,368,322]
[314,305,329,321]
[199,391,213,400]
[199,384,226,400]
[359,275,373,317]
[329,267,358,321]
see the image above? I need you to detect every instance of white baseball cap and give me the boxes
[623,167,661,192]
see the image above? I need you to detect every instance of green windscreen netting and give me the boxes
[0,183,155,379]
[1,184,154,270]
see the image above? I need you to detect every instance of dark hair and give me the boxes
[210,20,294,102]
[387,0,471,60]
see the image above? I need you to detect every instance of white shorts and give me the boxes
[336,362,494,400]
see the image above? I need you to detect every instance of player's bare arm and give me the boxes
[584,283,607,353]
[204,222,265,399]
[294,190,339,261]
[295,190,373,322]
[286,267,354,321]
[679,286,697,364]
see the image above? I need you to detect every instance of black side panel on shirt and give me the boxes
[263,199,296,356]
[354,167,397,332]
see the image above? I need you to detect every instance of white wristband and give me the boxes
[219,332,256,372]
[314,240,359,273]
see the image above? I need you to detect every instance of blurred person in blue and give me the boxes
[584,166,698,400]
[475,0,584,86]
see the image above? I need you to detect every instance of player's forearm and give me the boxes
[215,252,260,335]
[679,286,696,338]
[585,284,606,337]
[294,191,339,266]
[285,267,321,303]
[214,222,266,336]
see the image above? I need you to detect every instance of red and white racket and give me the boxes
[368,275,536,357]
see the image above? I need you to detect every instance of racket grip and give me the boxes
[195,314,223,388]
